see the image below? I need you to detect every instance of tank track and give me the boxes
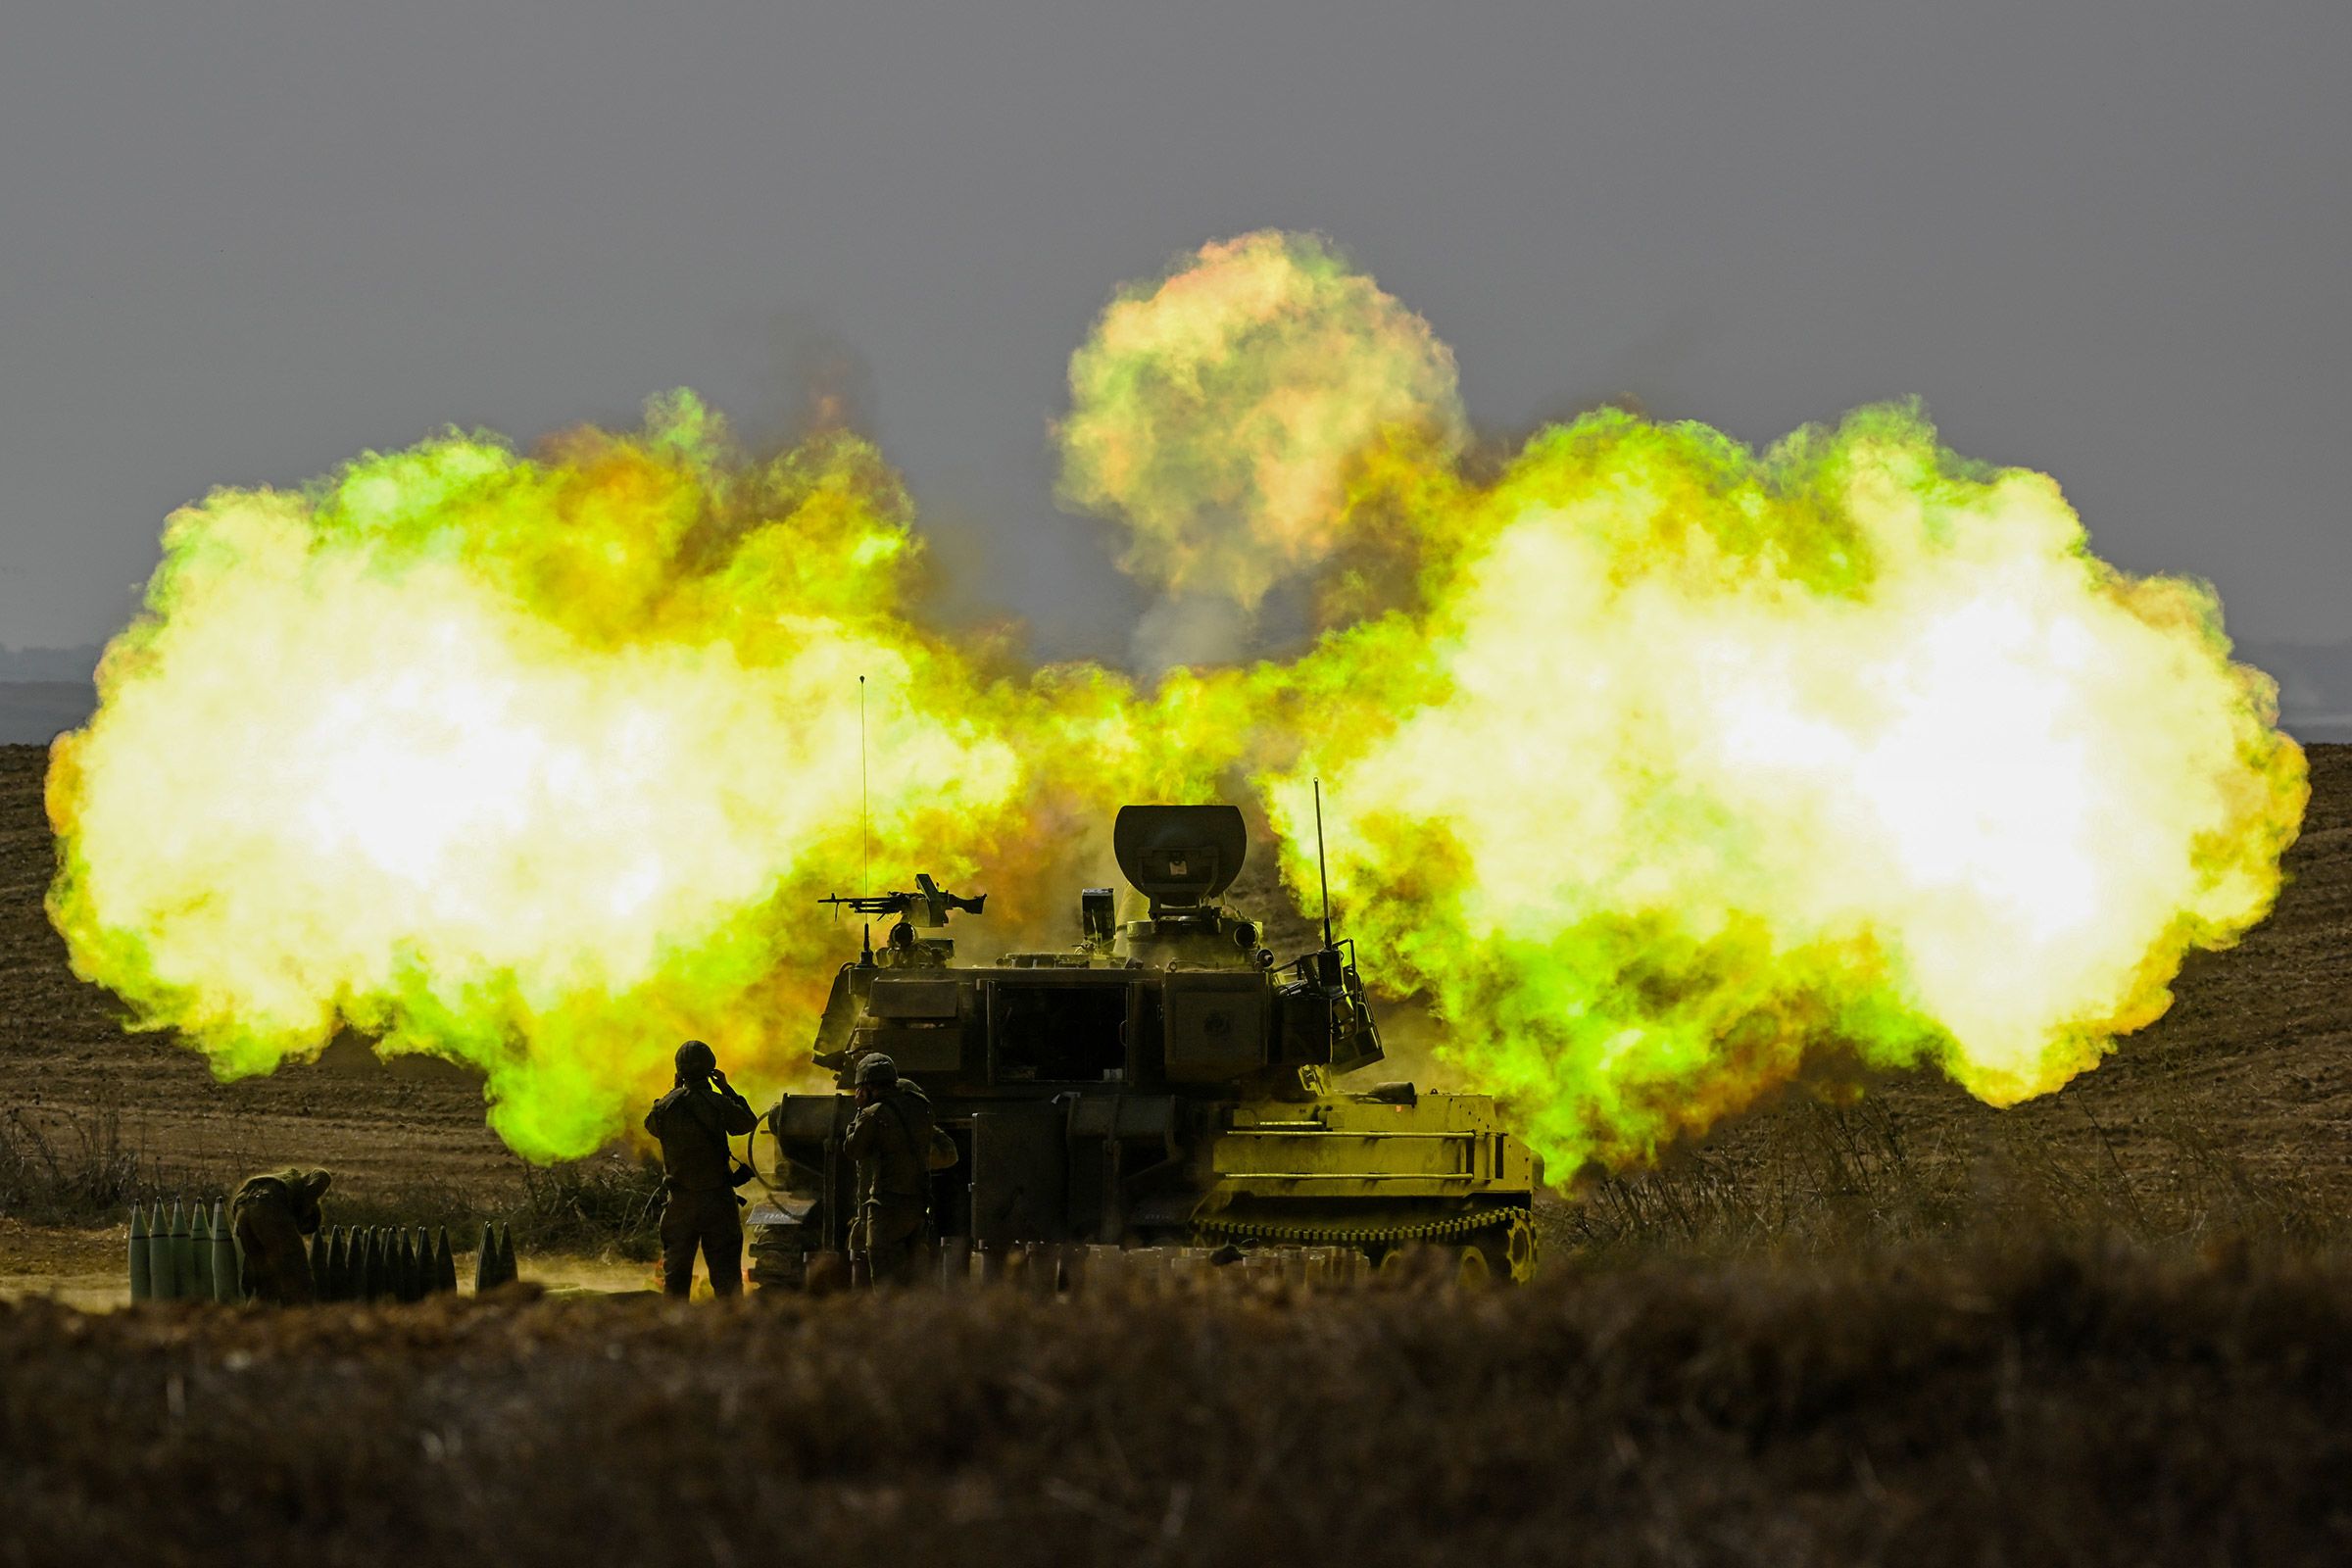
[1190,1205,1517,1247]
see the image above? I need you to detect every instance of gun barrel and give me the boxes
[818,884,983,920]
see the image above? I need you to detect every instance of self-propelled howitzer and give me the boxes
[750,805,1542,1284]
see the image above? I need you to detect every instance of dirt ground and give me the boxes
[0,1217,118,1309]
[0,1214,660,1309]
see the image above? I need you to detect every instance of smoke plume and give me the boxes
[1253,406,2304,1171]
[46,233,2306,1173]
[1056,230,1466,664]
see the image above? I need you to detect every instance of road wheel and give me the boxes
[1457,1212,1538,1286]
[1499,1210,1539,1282]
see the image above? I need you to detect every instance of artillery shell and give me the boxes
[128,1205,150,1302]
[211,1200,239,1303]
[145,1203,174,1302]
[187,1200,217,1303]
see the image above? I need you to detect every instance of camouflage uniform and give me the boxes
[643,1041,758,1298]
[842,1056,937,1288]
[231,1167,332,1305]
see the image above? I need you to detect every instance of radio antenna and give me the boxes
[1314,777,1334,950]
[858,675,870,899]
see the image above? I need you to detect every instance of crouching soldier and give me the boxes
[231,1167,332,1305]
[843,1054,948,1289]
[644,1039,758,1298]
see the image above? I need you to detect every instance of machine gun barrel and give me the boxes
[818,873,985,927]
[817,893,915,915]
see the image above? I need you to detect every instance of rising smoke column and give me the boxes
[48,231,2308,1175]
[1056,229,1466,665]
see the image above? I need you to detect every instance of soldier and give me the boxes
[842,1054,940,1289]
[230,1167,333,1305]
[643,1039,758,1298]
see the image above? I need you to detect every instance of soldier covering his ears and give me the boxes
[643,1039,758,1298]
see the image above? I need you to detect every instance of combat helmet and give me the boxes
[675,1039,717,1078]
[854,1053,898,1089]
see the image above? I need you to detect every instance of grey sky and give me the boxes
[3,1,2346,662]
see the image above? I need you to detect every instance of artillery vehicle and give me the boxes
[747,804,1543,1285]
